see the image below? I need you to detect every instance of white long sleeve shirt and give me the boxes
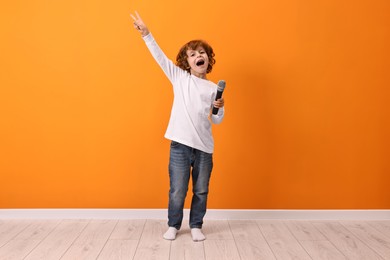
[143,33,224,154]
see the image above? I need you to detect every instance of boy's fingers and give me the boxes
[135,11,141,19]
[130,14,136,21]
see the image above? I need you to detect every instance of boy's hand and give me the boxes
[130,11,150,37]
[213,98,225,109]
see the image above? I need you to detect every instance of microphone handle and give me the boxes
[212,90,223,115]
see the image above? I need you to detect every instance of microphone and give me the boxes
[212,80,226,115]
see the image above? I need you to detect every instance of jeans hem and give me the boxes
[190,225,202,229]
[168,225,180,230]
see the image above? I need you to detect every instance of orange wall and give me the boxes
[1,0,389,209]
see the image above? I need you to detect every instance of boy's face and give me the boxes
[186,46,209,77]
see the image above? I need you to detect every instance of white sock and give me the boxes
[163,227,178,240]
[191,228,206,242]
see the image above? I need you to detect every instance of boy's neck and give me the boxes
[191,71,207,79]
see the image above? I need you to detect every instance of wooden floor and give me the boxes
[0,219,390,259]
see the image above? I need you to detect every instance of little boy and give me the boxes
[131,11,225,241]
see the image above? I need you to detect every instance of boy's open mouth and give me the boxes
[196,60,205,66]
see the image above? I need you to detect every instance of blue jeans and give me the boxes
[168,141,213,229]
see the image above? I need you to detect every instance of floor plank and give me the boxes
[286,220,346,259]
[257,220,312,260]
[0,220,61,259]
[0,239,42,260]
[300,240,347,260]
[24,219,90,260]
[170,227,205,260]
[312,221,383,259]
[204,239,241,260]
[109,219,145,240]
[97,240,139,260]
[133,220,171,260]
[203,220,234,240]
[95,219,145,260]
[229,220,276,260]
[369,221,390,239]
[60,219,117,260]
[15,220,61,240]
[286,220,327,241]
[0,220,31,247]
[341,221,390,259]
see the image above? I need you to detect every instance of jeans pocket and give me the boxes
[170,140,181,148]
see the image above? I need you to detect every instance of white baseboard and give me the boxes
[0,209,389,220]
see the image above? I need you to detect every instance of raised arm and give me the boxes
[130,11,150,37]
[129,11,186,83]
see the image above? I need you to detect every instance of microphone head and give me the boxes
[217,80,226,92]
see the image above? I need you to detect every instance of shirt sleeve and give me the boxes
[142,33,185,83]
[211,107,225,124]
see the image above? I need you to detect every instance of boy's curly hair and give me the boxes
[175,40,216,74]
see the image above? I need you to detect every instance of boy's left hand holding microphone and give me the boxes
[213,99,225,109]
[130,11,150,37]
